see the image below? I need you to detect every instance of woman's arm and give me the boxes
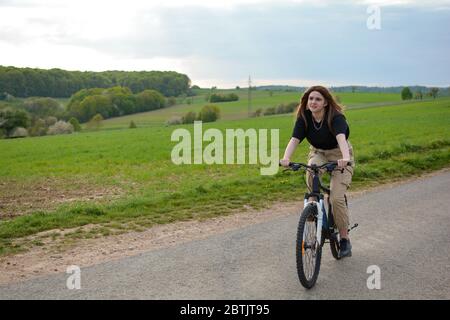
[336,134,350,168]
[280,137,300,166]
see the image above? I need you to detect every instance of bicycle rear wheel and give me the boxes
[296,204,322,289]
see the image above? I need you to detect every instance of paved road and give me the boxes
[1,172,449,299]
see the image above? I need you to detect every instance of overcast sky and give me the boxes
[1,0,449,88]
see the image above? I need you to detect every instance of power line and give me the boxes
[248,75,252,117]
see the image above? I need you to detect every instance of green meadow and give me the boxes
[99,91,404,129]
[0,95,449,255]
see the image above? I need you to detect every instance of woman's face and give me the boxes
[307,90,328,113]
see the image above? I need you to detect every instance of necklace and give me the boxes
[312,115,324,130]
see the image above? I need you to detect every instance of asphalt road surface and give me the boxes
[1,171,449,299]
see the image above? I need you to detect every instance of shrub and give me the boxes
[166,116,183,126]
[182,111,197,124]
[401,87,413,100]
[0,107,31,136]
[9,127,28,138]
[47,121,74,135]
[68,117,81,132]
[23,97,63,118]
[197,105,220,122]
[263,107,276,116]
[45,116,57,126]
[129,120,137,128]
[135,90,166,112]
[209,93,239,103]
[29,118,48,137]
[276,104,287,114]
[86,113,104,130]
[251,108,263,117]
[167,97,177,107]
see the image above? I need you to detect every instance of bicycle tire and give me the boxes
[328,207,341,260]
[296,204,322,289]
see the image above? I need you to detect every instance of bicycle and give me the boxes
[281,161,358,289]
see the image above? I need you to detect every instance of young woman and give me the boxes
[280,85,355,258]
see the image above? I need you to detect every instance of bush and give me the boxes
[209,93,239,103]
[0,107,31,136]
[86,113,104,130]
[401,87,413,100]
[197,105,220,122]
[129,120,137,128]
[45,116,57,126]
[68,117,81,132]
[251,108,263,117]
[182,111,197,124]
[166,116,183,126]
[47,121,74,135]
[136,90,166,112]
[9,127,28,138]
[23,97,63,118]
[29,118,48,137]
[167,97,177,107]
[276,104,286,114]
[263,107,276,116]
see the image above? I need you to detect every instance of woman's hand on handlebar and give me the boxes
[337,158,351,169]
[279,158,290,167]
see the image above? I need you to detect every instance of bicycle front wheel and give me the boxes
[296,204,322,289]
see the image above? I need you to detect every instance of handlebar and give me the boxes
[279,161,353,173]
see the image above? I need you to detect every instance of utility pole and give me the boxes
[248,75,252,117]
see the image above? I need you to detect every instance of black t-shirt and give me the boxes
[291,110,350,150]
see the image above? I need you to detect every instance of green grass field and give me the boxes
[0,96,449,256]
[99,91,405,129]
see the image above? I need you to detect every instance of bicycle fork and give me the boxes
[303,199,326,247]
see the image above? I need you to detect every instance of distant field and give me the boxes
[99,91,404,129]
[0,97,449,255]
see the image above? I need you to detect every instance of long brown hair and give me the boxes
[296,85,345,133]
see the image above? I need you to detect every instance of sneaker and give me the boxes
[339,238,352,258]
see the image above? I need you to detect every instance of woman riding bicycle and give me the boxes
[280,85,355,258]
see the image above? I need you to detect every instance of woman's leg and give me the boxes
[326,144,355,239]
[329,167,353,238]
[305,147,327,202]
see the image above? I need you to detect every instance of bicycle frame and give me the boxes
[303,171,329,247]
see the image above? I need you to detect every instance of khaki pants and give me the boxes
[305,141,355,231]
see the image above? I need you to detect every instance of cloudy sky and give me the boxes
[1,0,449,88]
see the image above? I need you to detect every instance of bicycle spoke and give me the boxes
[302,219,317,281]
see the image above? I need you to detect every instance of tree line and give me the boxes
[401,87,440,100]
[66,86,166,122]
[0,66,191,98]
[0,86,168,138]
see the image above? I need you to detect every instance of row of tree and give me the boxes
[167,105,221,125]
[209,93,239,103]
[401,87,440,100]
[66,86,166,122]
[0,66,191,98]
[252,102,298,117]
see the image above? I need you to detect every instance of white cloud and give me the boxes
[1,0,449,87]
